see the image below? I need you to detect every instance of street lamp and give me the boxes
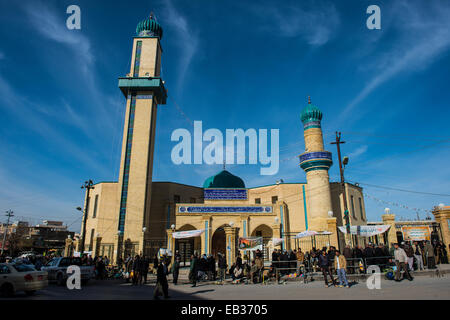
[171,224,175,231]
[328,211,334,218]
[274,217,279,223]
[142,227,147,232]
[229,221,234,227]
[384,208,390,214]
[78,180,94,255]
[438,203,445,210]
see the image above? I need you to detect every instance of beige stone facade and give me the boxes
[72,17,372,265]
[173,181,365,265]
[69,17,450,267]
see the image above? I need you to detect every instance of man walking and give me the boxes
[142,255,150,284]
[217,252,227,284]
[413,241,424,271]
[172,255,181,285]
[334,251,349,288]
[403,242,415,271]
[132,255,140,285]
[153,259,169,299]
[393,243,413,281]
[318,250,336,287]
[189,253,199,287]
[424,241,435,269]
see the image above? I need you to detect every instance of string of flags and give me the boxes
[364,193,433,214]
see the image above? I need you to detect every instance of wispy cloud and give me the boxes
[22,1,116,132]
[248,1,340,46]
[23,2,93,74]
[0,73,108,175]
[348,145,368,159]
[339,0,450,122]
[163,0,199,94]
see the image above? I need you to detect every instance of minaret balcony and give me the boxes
[118,76,167,104]
[299,151,333,172]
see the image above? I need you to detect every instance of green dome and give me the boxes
[136,14,163,38]
[300,102,323,124]
[203,170,246,188]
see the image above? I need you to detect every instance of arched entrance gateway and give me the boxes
[175,224,201,266]
[211,226,227,257]
[251,224,273,260]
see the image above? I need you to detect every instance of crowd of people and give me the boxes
[182,239,449,289]
[1,239,448,296]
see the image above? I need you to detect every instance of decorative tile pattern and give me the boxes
[136,94,153,99]
[178,206,272,214]
[299,151,332,163]
[203,188,248,200]
[133,41,142,77]
[118,94,136,232]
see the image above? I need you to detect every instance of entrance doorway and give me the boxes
[211,227,226,257]
[175,238,194,266]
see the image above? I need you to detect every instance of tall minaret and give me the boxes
[115,14,167,262]
[299,97,333,231]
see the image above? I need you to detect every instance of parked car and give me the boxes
[41,257,95,286]
[12,257,35,269]
[0,263,48,297]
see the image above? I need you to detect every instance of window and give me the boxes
[12,264,35,272]
[46,258,57,267]
[190,197,196,203]
[70,258,82,266]
[89,229,95,251]
[174,195,181,203]
[133,41,142,77]
[272,196,278,204]
[92,194,99,218]
[359,197,364,220]
[0,265,11,274]
[59,258,70,267]
[351,196,356,219]
[255,198,261,204]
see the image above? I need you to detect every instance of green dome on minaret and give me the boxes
[301,96,322,123]
[136,13,163,38]
[300,96,323,129]
[203,170,246,188]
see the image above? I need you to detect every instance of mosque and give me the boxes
[67,14,373,265]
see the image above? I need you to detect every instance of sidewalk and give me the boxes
[160,264,450,285]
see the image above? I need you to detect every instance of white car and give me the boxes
[0,263,48,297]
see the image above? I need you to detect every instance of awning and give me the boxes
[338,225,391,237]
[172,229,205,239]
[272,237,284,246]
[295,230,318,238]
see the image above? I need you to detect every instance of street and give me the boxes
[3,275,449,300]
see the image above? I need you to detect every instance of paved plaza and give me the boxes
[3,273,449,300]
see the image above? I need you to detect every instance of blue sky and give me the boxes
[0,0,449,231]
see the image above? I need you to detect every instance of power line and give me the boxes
[1,210,14,255]
[348,180,450,197]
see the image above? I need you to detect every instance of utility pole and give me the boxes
[330,132,353,247]
[79,180,95,255]
[1,210,14,256]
